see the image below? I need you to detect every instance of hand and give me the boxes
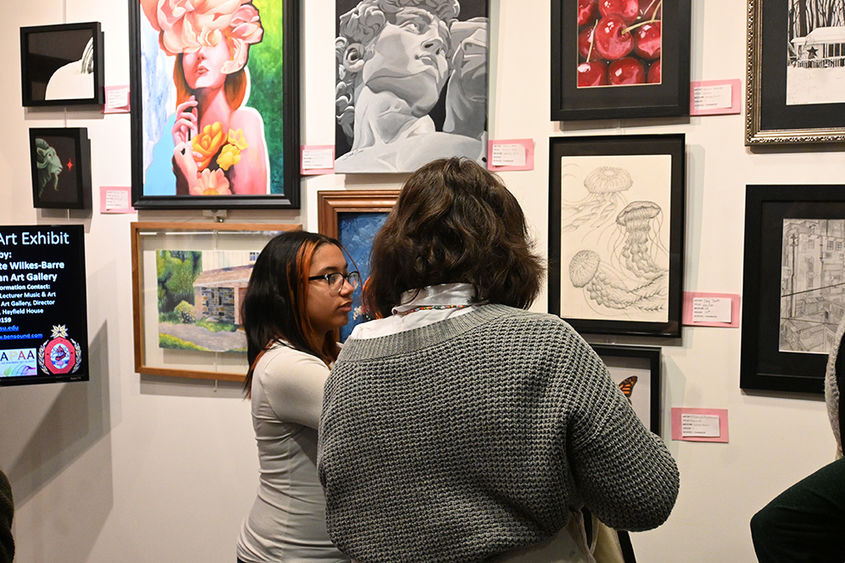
[172,96,198,146]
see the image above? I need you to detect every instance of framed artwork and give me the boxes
[746,0,845,144]
[128,0,301,209]
[740,185,845,393]
[28,128,92,209]
[548,134,685,337]
[20,22,104,107]
[550,0,691,120]
[591,344,661,434]
[317,190,399,340]
[334,0,488,173]
[131,221,300,381]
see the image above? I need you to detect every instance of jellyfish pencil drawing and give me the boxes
[613,200,668,281]
[569,249,665,312]
[562,166,632,233]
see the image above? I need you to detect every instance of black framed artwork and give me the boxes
[746,0,845,144]
[741,185,845,394]
[549,134,685,337]
[551,0,691,120]
[28,128,92,210]
[591,343,662,434]
[129,0,301,209]
[20,22,104,107]
[334,0,489,173]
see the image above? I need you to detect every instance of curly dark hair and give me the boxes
[365,157,543,317]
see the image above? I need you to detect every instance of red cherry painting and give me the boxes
[577,0,598,26]
[647,60,661,83]
[633,21,661,60]
[599,0,640,24]
[638,0,661,20]
[578,25,602,62]
[609,57,645,84]
[578,61,608,87]
[595,15,634,60]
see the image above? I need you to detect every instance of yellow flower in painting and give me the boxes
[228,128,248,150]
[191,121,227,171]
[190,168,232,196]
[216,143,242,171]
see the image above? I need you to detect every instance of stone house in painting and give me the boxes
[192,264,252,326]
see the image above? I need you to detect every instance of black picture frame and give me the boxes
[548,134,685,337]
[128,0,301,209]
[550,0,691,121]
[591,344,662,434]
[745,0,845,144]
[740,185,845,394]
[20,22,104,107]
[28,127,92,210]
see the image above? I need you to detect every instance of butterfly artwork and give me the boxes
[618,375,638,402]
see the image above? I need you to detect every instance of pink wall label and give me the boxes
[301,145,335,175]
[487,139,534,171]
[682,292,740,327]
[671,408,729,443]
[689,79,741,116]
[103,86,130,114]
[99,186,135,214]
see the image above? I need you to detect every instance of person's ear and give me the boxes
[343,42,367,73]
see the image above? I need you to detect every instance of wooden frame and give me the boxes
[740,185,845,393]
[317,190,399,340]
[548,134,685,337]
[131,221,300,381]
[591,344,662,434]
[29,127,92,209]
[20,22,104,107]
[550,0,691,121]
[128,0,301,208]
[746,0,845,144]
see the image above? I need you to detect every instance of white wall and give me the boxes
[1,1,843,561]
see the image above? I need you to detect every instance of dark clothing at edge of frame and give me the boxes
[0,469,13,563]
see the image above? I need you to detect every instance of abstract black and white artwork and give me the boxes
[334,0,488,173]
[779,218,845,354]
[786,0,845,105]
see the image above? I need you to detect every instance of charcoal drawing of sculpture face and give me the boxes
[335,0,488,173]
[361,8,450,114]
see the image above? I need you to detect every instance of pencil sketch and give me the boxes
[560,154,671,323]
[334,0,488,173]
[779,218,845,354]
[786,0,845,105]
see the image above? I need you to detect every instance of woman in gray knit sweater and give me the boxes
[318,157,679,562]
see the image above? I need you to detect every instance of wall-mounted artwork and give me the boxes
[741,185,845,393]
[317,190,399,340]
[28,127,91,209]
[591,344,661,434]
[129,0,301,209]
[20,22,104,107]
[551,0,690,120]
[746,0,845,144]
[131,222,300,381]
[549,134,685,337]
[334,0,488,173]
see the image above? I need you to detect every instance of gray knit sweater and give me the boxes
[318,305,679,563]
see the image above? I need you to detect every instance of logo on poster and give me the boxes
[38,324,82,374]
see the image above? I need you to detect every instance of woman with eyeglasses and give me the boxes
[237,231,357,563]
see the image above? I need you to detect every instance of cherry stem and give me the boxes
[587,24,595,61]
[622,0,663,34]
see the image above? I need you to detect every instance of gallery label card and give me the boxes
[671,408,729,443]
[682,292,740,327]
[689,79,741,116]
[103,85,130,114]
[487,139,534,171]
[301,145,335,175]
[99,186,135,214]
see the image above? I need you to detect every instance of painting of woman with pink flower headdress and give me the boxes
[132,0,297,203]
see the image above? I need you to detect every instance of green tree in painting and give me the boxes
[157,250,202,314]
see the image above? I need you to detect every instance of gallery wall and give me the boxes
[0,1,843,561]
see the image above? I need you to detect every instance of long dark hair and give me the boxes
[242,231,342,396]
[365,157,544,317]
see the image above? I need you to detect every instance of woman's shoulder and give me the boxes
[229,106,263,130]
[259,343,328,376]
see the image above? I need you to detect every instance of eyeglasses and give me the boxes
[307,271,361,294]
